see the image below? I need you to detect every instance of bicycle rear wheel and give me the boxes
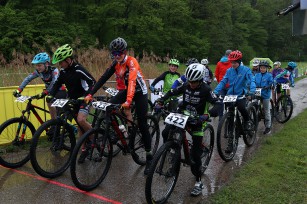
[30,119,76,178]
[216,112,239,162]
[130,115,160,165]
[145,141,181,204]
[275,95,293,123]
[243,106,257,146]
[200,124,214,173]
[70,128,113,191]
[0,118,35,168]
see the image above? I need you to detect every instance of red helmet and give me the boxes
[228,50,242,61]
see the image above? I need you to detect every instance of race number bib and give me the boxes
[281,84,290,90]
[105,88,119,97]
[255,88,262,96]
[92,101,112,111]
[15,96,31,103]
[223,95,238,103]
[165,113,189,129]
[51,99,69,107]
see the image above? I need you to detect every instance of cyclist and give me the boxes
[13,52,67,132]
[47,44,96,161]
[254,60,273,134]
[274,61,296,98]
[272,61,283,104]
[214,49,232,120]
[214,50,256,152]
[200,58,213,85]
[171,58,199,89]
[251,58,260,75]
[156,63,220,197]
[84,37,153,175]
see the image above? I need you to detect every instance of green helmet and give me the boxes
[52,44,73,64]
[168,59,180,66]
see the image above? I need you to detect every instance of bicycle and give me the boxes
[249,87,274,129]
[29,98,88,178]
[145,110,214,204]
[216,95,258,162]
[274,83,293,123]
[0,95,49,168]
[70,100,160,191]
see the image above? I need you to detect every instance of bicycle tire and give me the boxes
[216,112,239,162]
[70,128,113,191]
[275,95,293,123]
[243,106,257,146]
[130,115,160,165]
[30,119,76,178]
[200,124,214,173]
[0,118,36,168]
[269,99,275,126]
[145,141,181,204]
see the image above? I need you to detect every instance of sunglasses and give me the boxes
[112,51,123,57]
[188,81,199,84]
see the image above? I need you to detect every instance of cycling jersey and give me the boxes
[171,75,186,89]
[214,65,256,96]
[19,66,60,93]
[91,55,147,103]
[49,62,96,99]
[254,72,273,99]
[272,68,284,79]
[151,71,180,93]
[274,69,294,86]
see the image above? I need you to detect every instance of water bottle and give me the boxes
[119,125,129,138]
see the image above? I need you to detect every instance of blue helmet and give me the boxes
[287,61,297,69]
[32,52,50,64]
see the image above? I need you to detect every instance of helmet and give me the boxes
[201,58,209,65]
[185,58,199,66]
[52,44,73,64]
[109,37,127,52]
[228,50,242,61]
[287,61,297,69]
[259,60,269,67]
[185,63,205,82]
[273,61,281,67]
[252,59,260,66]
[225,49,232,56]
[168,59,180,66]
[32,52,50,64]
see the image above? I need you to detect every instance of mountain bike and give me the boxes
[29,98,87,178]
[145,110,214,204]
[0,95,48,168]
[216,95,258,162]
[70,100,160,191]
[274,83,293,123]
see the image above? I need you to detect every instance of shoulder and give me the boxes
[127,56,139,67]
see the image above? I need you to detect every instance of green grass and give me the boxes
[207,109,307,204]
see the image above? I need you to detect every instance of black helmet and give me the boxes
[109,37,127,52]
[259,60,269,67]
[185,58,199,66]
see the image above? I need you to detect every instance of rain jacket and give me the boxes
[215,56,232,87]
[254,72,273,99]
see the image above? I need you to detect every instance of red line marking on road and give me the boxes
[0,165,122,204]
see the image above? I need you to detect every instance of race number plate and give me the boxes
[51,99,69,107]
[223,95,238,103]
[281,84,290,90]
[105,88,119,97]
[165,113,189,129]
[255,88,262,96]
[15,96,31,103]
[92,101,112,111]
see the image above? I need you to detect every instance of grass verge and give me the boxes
[207,109,307,204]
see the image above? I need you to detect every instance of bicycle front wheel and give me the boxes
[70,128,113,191]
[275,95,293,123]
[216,112,239,162]
[200,124,214,173]
[130,115,160,165]
[0,118,36,168]
[243,105,257,147]
[145,141,181,204]
[30,119,76,178]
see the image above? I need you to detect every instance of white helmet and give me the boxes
[185,63,205,81]
[273,61,281,66]
[252,59,260,66]
[201,58,209,65]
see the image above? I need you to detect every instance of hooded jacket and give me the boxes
[255,72,273,99]
[215,56,232,86]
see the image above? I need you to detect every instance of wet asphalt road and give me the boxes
[0,78,306,204]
